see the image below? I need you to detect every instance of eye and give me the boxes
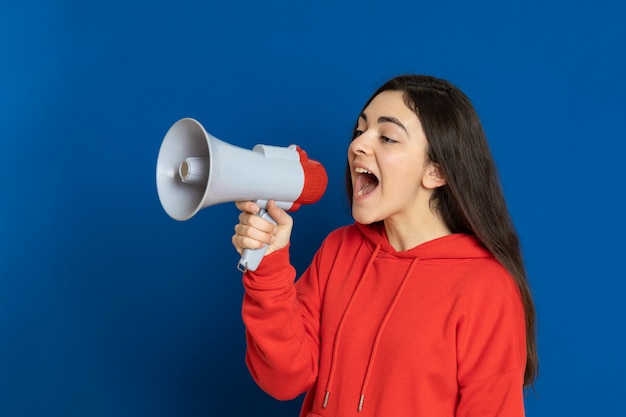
[381,136,397,144]
[352,129,364,139]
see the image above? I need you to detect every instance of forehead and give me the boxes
[362,90,417,121]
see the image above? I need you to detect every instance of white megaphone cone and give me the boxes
[156,118,327,272]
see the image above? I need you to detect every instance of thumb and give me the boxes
[266,200,293,229]
[264,200,293,254]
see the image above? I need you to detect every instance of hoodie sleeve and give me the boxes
[455,263,528,417]
[241,244,324,401]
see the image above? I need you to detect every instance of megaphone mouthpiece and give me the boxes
[292,146,328,210]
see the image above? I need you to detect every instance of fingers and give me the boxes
[232,201,276,254]
[235,200,260,214]
[233,216,276,245]
[232,200,293,256]
[231,225,275,254]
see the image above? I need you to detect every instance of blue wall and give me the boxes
[1,1,624,415]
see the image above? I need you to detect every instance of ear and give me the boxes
[422,162,446,189]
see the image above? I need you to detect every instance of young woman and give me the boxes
[232,74,538,417]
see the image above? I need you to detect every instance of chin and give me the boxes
[351,207,382,225]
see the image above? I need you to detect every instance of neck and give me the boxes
[383,208,451,252]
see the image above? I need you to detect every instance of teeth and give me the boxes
[355,166,378,197]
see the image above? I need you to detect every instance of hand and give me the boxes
[232,200,293,257]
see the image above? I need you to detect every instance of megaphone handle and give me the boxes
[238,208,277,272]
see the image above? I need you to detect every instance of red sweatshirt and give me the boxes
[242,223,527,417]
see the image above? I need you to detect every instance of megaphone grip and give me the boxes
[237,208,277,272]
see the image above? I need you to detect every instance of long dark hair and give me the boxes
[345,74,538,387]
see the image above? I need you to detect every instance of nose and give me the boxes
[349,132,370,156]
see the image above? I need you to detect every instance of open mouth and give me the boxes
[354,167,379,197]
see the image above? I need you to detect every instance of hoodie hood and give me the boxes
[355,222,493,261]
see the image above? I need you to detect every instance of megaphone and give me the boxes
[156,118,328,272]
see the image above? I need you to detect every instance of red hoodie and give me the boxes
[242,223,527,417]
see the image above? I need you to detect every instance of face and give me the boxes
[348,90,444,225]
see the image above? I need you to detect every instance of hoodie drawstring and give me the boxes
[322,246,420,413]
[323,243,381,409]
[357,257,419,412]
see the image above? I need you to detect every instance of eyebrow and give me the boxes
[359,113,408,134]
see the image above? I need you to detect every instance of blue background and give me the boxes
[1,1,624,416]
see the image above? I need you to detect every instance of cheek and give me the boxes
[382,156,424,190]
[383,153,419,176]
